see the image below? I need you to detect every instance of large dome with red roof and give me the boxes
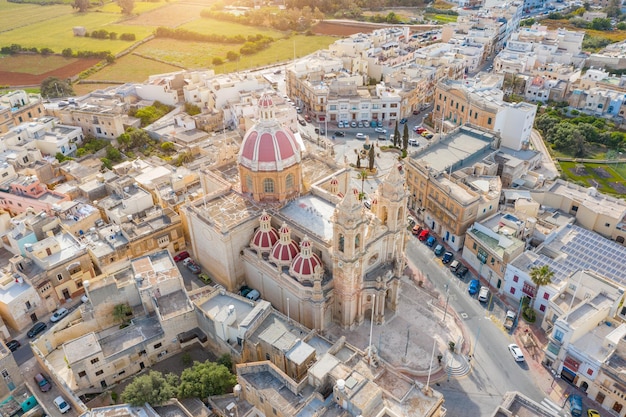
[238,93,301,172]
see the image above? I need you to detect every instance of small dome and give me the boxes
[270,223,299,266]
[330,177,338,185]
[250,210,278,253]
[290,236,323,280]
[259,95,274,108]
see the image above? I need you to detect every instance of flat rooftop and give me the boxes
[100,315,163,358]
[131,250,182,290]
[197,292,256,329]
[548,180,626,219]
[240,369,301,416]
[409,126,496,174]
[64,332,101,364]
[194,190,262,231]
[280,194,336,243]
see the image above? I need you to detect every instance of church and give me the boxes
[181,93,409,331]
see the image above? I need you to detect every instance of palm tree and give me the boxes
[529,265,554,306]
[357,170,368,199]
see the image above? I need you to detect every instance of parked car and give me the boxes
[6,340,20,352]
[456,265,469,278]
[374,127,387,133]
[53,396,71,414]
[426,236,436,247]
[412,225,423,236]
[198,273,211,284]
[468,279,480,295]
[415,126,427,134]
[377,120,383,127]
[357,122,364,128]
[296,107,302,114]
[421,131,431,137]
[424,133,434,139]
[27,322,47,338]
[478,286,489,303]
[240,286,253,297]
[378,135,387,141]
[187,262,201,274]
[298,118,306,126]
[81,294,89,303]
[356,133,366,140]
[449,260,460,272]
[434,244,444,256]
[246,289,261,301]
[408,138,419,147]
[174,251,190,262]
[418,229,429,241]
[50,307,69,323]
[508,343,525,362]
[442,251,453,264]
[334,131,345,137]
[304,114,312,122]
[413,109,420,115]
[34,373,52,392]
[350,121,357,128]
[400,118,408,124]
[587,410,601,417]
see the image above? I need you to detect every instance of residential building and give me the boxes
[0,173,71,216]
[0,342,23,395]
[462,212,526,288]
[589,330,626,417]
[530,179,626,246]
[434,78,537,150]
[0,91,45,134]
[96,177,154,225]
[405,126,501,251]
[541,270,625,387]
[504,224,626,313]
[490,391,561,416]
[0,256,46,332]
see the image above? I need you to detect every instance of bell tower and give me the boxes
[332,190,367,329]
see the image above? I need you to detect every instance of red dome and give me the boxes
[259,95,274,108]
[290,236,322,280]
[251,210,278,253]
[330,177,338,185]
[270,223,299,266]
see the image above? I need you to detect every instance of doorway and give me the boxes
[30,313,37,323]
[62,289,70,300]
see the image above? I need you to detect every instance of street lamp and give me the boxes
[443,284,450,322]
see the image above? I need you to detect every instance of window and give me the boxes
[153,343,162,349]
[246,175,252,191]
[91,358,100,364]
[571,205,578,212]
[1,370,8,378]
[487,117,492,125]
[595,392,605,404]
[25,301,31,310]
[157,235,169,246]
[355,234,360,250]
[57,274,63,282]
[69,265,81,275]
[510,287,516,294]
[338,234,344,252]
[587,368,593,376]
[605,223,610,227]
[286,174,294,190]
[513,275,519,283]
[472,242,477,250]
[539,305,546,312]
[95,370,103,376]
[543,292,550,300]
[78,371,87,378]
[263,178,274,194]
[265,353,270,360]
[118,370,126,376]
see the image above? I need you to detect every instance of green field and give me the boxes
[424,13,458,23]
[0,0,73,31]
[97,0,169,14]
[181,18,284,39]
[1,12,154,54]
[559,161,626,195]
[85,53,182,81]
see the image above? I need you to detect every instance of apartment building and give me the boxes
[0,343,23,396]
[0,91,45,134]
[541,270,625,387]
[434,79,537,150]
[462,212,526,288]
[406,126,501,251]
[530,180,626,246]
[589,333,626,417]
[0,172,71,216]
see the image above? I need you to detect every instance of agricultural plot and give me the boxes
[0,55,100,85]
[0,0,73,32]
[560,161,626,195]
[181,18,283,39]
[82,53,182,82]
[123,3,207,27]
[97,0,170,15]
[0,12,153,54]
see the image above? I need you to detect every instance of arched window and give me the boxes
[263,178,275,194]
[246,175,253,191]
[397,207,402,226]
[381,206,388,225]
[338,234,344,252]
[286,174,294,190]
[355,233,360,250]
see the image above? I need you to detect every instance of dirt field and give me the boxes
[312,20,383,36]
[0,55,101,86]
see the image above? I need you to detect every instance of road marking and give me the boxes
[540,398,563,415]
[460,313,469,319]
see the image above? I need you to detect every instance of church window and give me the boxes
[246,175,252,191]
[263,178,275,193]
[355,234,360,250]
[338,234,344,252]
[286,174,294,190]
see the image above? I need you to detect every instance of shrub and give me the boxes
[120,33,136,41]
[212,57,223,66]
[62,48,73,58]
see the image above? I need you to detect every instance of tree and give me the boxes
[402,123,409,150]
[529,265,554,307]
[212,57,224,66]
[106,145,122,162]
[226,51,239,61]
[113,303,132,324]
[355,153,361,169]
[117,0,134,14]
[72,0,90,12]
[357,169,368,197]
[368,145,375,170]
[161,141,175,153]
[178,360,237,399]
[40,77,74,99]
[217,354,233,371]
[393,121,400,147]
[121,371,176,406]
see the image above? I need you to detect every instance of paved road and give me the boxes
[407,238,545,416]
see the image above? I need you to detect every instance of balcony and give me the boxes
[545,341,560,358]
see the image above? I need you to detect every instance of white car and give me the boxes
[50,308,69,323]
[374,127,387,133]
[356,133,366,140]
[408,138,419,147]
[508,344,525,362]
[54,396,71,414]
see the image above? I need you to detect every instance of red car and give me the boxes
[416,127,427,134]
[174,251,190,262]
[418,229,430,241]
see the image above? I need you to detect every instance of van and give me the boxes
[246,289,260,301]
[449,260,460,272]
[434,244,444,256]
[34,373,51,392]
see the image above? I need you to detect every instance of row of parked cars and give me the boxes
[338,120,384,129]
[412,224,468,277]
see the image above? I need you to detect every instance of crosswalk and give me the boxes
[540,397,565,416]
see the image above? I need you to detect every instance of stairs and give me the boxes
[444,353,471,377]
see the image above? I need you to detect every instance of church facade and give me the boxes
[182,93,409,331]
